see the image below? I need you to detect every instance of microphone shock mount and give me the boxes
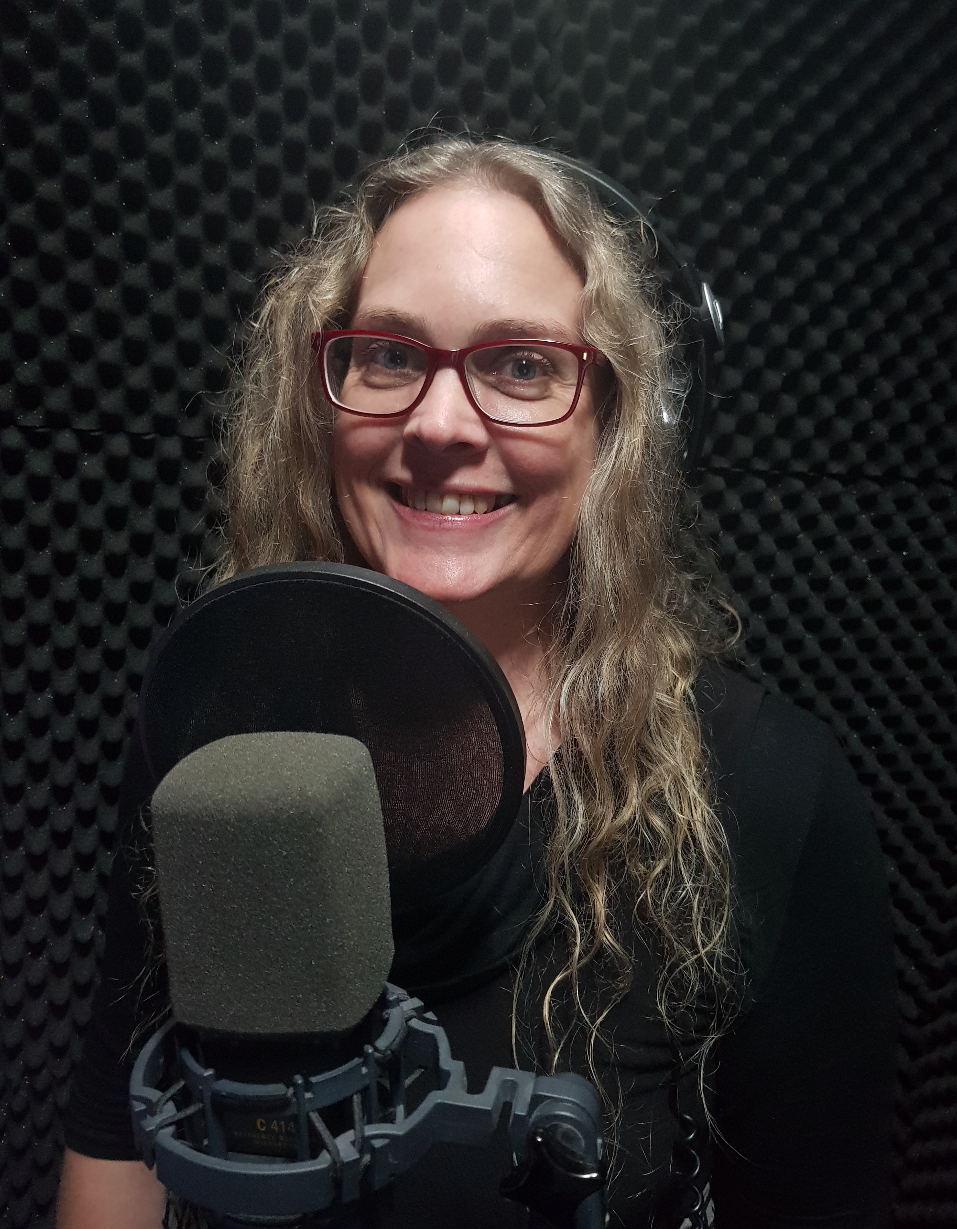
[131,984,606,1229]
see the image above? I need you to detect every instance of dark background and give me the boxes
[1,0,955,1223]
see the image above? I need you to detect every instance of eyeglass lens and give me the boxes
[324,335,582,424]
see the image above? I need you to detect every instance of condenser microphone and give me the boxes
[131,565,606,1228]
[150,730,394,1045]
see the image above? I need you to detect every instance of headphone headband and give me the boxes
[546,152,724,481]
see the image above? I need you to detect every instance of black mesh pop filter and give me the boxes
[138,563,526,903]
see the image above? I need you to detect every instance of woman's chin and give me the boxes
[386,566,495,609]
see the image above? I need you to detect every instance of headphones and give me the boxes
[547,153,725,481]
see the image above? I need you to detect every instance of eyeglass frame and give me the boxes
[310,329,606,427]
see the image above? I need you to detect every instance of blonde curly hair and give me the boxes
[217,137,739,1079]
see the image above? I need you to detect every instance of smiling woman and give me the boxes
[330,186,598,597]
[58,139,895,1229]
[327,187,601,783]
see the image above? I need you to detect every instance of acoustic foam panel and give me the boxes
[1,0,955,1223]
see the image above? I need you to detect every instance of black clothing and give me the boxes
[64,667,897,1226]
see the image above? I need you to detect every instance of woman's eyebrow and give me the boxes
[349,309,581,344]
[474,319,581,343]
[350,308,428,336]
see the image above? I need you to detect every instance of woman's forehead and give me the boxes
[354,185,585,342]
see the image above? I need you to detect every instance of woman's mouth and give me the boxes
[389,485,515,515]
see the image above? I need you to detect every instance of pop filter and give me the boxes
[138,562,526,907]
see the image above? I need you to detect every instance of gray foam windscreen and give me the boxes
[150,731,393,1036]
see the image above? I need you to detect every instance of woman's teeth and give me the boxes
[402,489,509,515]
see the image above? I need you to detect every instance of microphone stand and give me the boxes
[132,985,605,1229]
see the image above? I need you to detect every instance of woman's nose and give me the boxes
[402,366,490,452]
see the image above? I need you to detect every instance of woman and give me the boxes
[58,139,896,1228]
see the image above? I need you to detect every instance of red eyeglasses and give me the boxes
[310,330,604,427]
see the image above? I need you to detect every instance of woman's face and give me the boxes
[331,184,599,617]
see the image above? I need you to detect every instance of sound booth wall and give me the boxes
[0,0,954,1223]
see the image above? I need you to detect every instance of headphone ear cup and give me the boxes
[545,151,723,482]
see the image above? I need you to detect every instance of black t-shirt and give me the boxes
[63,666,897,1227]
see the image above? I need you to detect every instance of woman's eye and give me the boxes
[505,355,545,381]
[490,350,552,382]
[346,339,427,389]
[369,345,411,370]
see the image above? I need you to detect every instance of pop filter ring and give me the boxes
[138,561,527,901]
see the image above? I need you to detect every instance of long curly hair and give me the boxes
[216,137,740,1077]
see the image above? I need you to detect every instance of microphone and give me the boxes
[132,730,606,1228]
[150,730,393,1043]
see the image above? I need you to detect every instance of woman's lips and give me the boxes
[387,484,516,516]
